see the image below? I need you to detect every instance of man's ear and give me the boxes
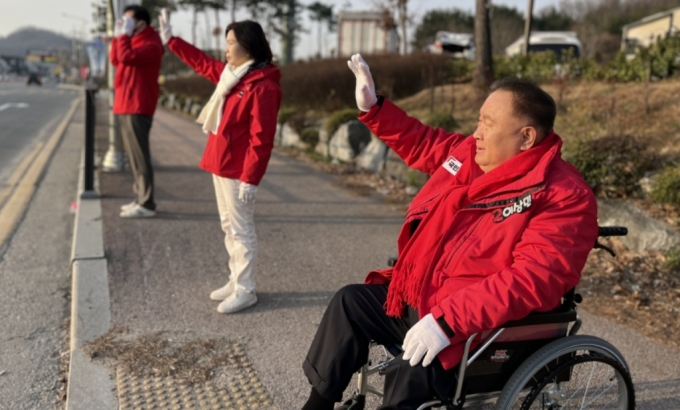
[520,126,538,151]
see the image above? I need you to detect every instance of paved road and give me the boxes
[99,109,680,409]
[0,82,80,184]
[0,82,80,408]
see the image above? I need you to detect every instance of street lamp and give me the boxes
[62,13,88,66]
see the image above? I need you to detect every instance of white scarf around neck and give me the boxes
[197,59,255,134]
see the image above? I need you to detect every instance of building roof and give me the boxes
[622,6,680,30]
[338,11,384,22]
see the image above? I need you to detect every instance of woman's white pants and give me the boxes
[212,175,257,293]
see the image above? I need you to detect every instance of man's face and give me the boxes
[124,11,147,36]
[473,90,536,173]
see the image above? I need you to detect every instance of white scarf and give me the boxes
[197,59,255,134]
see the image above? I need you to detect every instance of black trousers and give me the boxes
[303,284,457,409]
[118,114,155,210]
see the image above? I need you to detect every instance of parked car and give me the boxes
[26,72,42,86]
[505,31,581,58]
[430,31,475,60]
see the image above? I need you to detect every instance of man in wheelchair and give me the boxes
[301,55,599,410]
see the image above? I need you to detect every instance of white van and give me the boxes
[505,31,582,58]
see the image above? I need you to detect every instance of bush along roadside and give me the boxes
[564,134,658,198]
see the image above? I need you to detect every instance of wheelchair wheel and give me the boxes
[493,335,634,410]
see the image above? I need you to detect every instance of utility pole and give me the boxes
[102,0,125,172]
[522,0,534,56]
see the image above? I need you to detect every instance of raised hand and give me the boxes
[347,54,378,112]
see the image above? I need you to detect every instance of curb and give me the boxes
[58,84,84,91]
[65,112,117,409]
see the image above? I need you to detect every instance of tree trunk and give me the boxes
[399,0,408,55]
[214,8,222,59]
[317,22,323,58]
[191,8,198,45]
[280,0,296,65]
[231,0,237,23]
[204,10,212,52]
[522,0,535,56]
[473,0,494,88]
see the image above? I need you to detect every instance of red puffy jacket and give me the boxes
[167,37,282,185]
[110,27,164,116]
[360,99,598,370]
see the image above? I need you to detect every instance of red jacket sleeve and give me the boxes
[359,99,468,176]
[240,82,282,185]
[430,181,598,344]
[167,36,225,84]
[116,35,164,66]
[110,38,119,66]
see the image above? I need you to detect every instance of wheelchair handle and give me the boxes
[598,226,628,237]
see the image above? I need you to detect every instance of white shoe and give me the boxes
[120,204,156,218]
[210,281,235,301]
[120,201,137,212]
[217,289,257,314]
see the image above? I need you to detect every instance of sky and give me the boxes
[0,0,562,59]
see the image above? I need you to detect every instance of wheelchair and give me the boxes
[342,226,635,410]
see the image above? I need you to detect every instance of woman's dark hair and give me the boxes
[225,20,273,66]
[489,77,556,139]
[123,5,151,25]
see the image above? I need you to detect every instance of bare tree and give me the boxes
[474,0,494,87]
[373,0,410,54]
[307,2,335,58]
[178,0,208,45]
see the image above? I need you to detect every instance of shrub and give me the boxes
[161,75,213,104]
[300,128,320,148]
[564,135,656,198]
[665,246,680,272]
[279,53,451,112]
[325,108,360,137]
[426,111,458,132]
[277,106,297,124]
[449,59,473,81]
[651,165,680,205]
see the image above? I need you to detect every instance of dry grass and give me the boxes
[580,237,680,350]
[394,78,680,157]
[82,328,248,386]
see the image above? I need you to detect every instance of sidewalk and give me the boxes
[94,108,404,409]
[80,107,680,409]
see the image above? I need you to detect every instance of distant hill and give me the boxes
[0,27,72,57]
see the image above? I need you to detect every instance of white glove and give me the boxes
[402,313,451,367]
[122,16,135,36]
[114,19,125,37]
[347,54,378,112]
[238,182,258,204]
[159,8,173,45]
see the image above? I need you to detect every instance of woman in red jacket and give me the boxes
[159,12,282,314]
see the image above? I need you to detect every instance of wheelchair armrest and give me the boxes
[502,308,577,328]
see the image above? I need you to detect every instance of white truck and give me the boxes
[430,31,475,60]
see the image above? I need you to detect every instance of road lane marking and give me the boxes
[0,141,45,208]
[0,102,29,111]
[0,97,81,249]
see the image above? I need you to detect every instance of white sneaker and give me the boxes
[120,201,137,212]
[120,204,156,218]
[210,281,235,301]
[217,289,257,314]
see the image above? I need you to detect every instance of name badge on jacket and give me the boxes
[443,156,463,176]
